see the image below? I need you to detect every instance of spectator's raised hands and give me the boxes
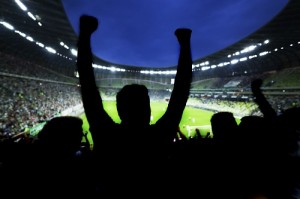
[79,15,98,36]
[175,28,192,46]
[251,78,263,94]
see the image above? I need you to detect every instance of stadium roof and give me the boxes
[0,0,300,76]
[193,0,300,77]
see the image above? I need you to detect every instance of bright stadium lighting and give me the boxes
[15,30,26,37]
[230,59,239,64]
[60,42,64,46]
[239,57,247,62]
[249,55,257,59]
[140,70,176,75]
[0,21,14,30]
[264,39,270,44]
[211,65,216,68]
[38,22,42,26]
[71,49,77,56]
[36,42,44,48]
[202,66,210,71]
[240,45,257,53]
[259,51,268,56]
[166,70,176,75]
[274,48,278,51]
[45,47,56,54]
[109,67,117,72]
[200,61,209,66]
[27,12,36,20]
[15,0,27,11]
[26,36,33,42]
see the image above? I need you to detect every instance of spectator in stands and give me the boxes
[251,78,277,119]
[275,106,300,198]
[37,116,84,158]
[30,116,93,197]
[210,111,238,141]
[77,15,192,196]
[248,78,300,198]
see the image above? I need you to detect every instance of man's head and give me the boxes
[38,116,83,154]
[116,84,151,127]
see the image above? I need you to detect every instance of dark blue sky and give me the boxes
[62,0,288,68]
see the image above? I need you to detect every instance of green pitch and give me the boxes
[80,101,219,146]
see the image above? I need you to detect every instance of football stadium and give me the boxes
[0,0,300,197]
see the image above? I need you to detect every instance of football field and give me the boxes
[80,101,220,146]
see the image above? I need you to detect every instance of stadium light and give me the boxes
[45,47,56,54]
[36,42,44,48]
[230,59,239,64]
[0,21,14,30]
[259,51,268,56]
[27,12,36,21]
[249,55,257,59]
[71,49,77,56]
[240,45,257,53]
[239,57,247,62]
[15,0,27,11]
[15,30,26,37]
[26,36,34,42]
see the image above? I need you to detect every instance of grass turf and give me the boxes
[80,100,229,146]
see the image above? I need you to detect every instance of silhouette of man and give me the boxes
[77,15,192,196]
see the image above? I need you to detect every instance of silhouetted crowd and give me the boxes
[0,91,299,198]
[0,15,300,199]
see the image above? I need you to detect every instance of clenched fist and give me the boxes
[79,15,98,35]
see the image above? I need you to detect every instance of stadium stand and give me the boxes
[1,0,300,197]
[0,0,299,137]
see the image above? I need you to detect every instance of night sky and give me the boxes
[62,0,289,68]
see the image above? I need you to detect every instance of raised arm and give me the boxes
[76,15,114,147]
[156,28,193,138]
[251,78,277,119]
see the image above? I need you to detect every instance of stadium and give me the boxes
[1,0,300,197]
[1,0,299,139]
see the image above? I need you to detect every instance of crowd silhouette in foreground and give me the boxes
[0,15,299,198]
